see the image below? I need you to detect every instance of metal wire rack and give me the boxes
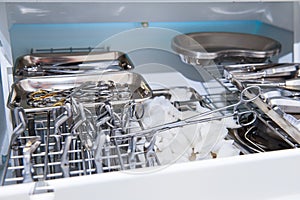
[3,81,298,185]
[4,75,248,185]
[1,101,156,186]
[2,46,299,185]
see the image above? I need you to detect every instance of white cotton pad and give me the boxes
[169,129,191,155]
[140,94,241,165]
[156,145,174,165]
[169,88,193,102]
[221,117,242,129]
[214,140,240,158]
[195,121,228,159]
[141,96,181,128]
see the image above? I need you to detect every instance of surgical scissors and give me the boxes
[27,81,94,107]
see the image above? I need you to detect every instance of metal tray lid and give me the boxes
[172,32,281,66]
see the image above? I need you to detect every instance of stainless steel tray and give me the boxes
[172,32,281,66]
[14,51,134,79]
[152,86,204,111]
[8,71,152,112]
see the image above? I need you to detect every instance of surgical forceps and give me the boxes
[183,85,261,124]
[116,86,261,138]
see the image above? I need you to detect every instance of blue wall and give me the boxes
[10,20,292,60]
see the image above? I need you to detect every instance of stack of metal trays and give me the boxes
[223,63,300,144]
[3,49,155,185]
[201,63,300,156]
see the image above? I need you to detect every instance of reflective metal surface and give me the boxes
[172,32,281,65]
[216,63,300,144]
[226,64,299,80]
[14,51,134,79]
[204,64,299,150]
[8,71,152,112]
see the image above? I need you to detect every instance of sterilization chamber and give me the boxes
[0,1,300,200]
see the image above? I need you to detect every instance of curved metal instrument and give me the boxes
[115,86,261,138]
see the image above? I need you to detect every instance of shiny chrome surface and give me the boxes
[8,71,152,112]
[268,98,300,114]
[14,51,134,79]
[220,63,300,144]
[2,85,208,185]
[261,89,300,114]
[3,69,298,186]
[246,78,300,91]
[172,32,281,65]
[226,63,299,80]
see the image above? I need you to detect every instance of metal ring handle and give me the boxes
[237,110,257,127]
[240,85,261,103]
